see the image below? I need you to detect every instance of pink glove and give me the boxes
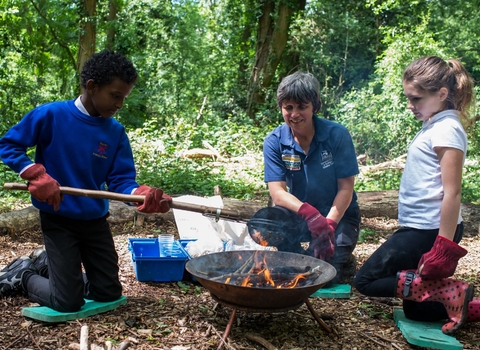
[134,185,172,213]
[418,235,467,279]
[298,202,337,260]
[21,164,62,211]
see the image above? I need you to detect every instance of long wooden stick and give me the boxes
[3,182,241,219]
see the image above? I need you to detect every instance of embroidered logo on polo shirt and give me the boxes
[321,150,333,168]
[93,142,108,159]
[282,154,301,171]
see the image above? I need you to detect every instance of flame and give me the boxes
[232,251,311,289]
[252,231,269,247]
[241,275,251,287]
[286,274,306,288]
[262,267,275,287]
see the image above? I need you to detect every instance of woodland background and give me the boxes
[1,3,480,348]
[1,0,480,212]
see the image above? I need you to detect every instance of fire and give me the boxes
[286,274,306,288]
[222,251,316,289]
[252,231,269,247]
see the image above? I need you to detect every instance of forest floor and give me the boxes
[0,214,479,350]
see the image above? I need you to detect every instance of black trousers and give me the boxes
[353,223,464,321]
[23,211,122,312]
[327,206,360,284]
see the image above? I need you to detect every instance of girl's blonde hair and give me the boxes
[403,56,476,127]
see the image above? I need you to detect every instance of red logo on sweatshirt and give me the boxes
[93,142,108,159]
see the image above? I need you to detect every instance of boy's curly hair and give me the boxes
[80,50,138,88]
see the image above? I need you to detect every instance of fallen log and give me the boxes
[0,191,478,236]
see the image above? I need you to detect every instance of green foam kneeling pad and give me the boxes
[310,284,351,299]
[22,295,127,323]
[393,308,463,350]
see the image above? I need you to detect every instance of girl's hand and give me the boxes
[417,235,467,279]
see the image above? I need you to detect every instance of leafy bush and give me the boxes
[129,116,269,201]
[355,169,403,192]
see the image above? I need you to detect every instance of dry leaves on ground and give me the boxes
[0,217,479,350]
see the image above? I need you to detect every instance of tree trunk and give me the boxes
[77,0,97,89]
[105,0,118,50]
[1,191,478,236]
[246,0,306,118]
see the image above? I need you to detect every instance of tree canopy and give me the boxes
[1,0,479,206]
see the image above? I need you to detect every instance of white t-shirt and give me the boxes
[398,110,467,229]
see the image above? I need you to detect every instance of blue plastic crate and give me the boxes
[178,239,197,259]
[128,238,188,282]
[178,239,197,282]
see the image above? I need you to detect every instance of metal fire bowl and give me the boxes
[185,250,336,310]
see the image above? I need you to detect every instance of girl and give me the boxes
[353,56,478,334]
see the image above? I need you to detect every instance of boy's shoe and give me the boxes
[0,256,37,297]
[30,248,48,277]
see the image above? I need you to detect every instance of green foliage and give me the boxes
[129,116,268,200]
[0,163,30,213]
[1,0,480,212]
[358,228,378,243]
[0,0,80,131]
[355,170,402,192]
[334,24,457,161]
[286,0,380,117]
[176,281,191,293]
[463,161,480,205]
[358,302,392,320]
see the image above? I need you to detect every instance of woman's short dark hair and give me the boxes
[276,72,321,113]
[80,50,138,89]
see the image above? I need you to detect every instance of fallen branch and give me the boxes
[245,333,278,350]
[4,333,27,350]
[358,154,406,178]
[26,325,41,350]
[209,324,235,350]
[304,299,336,336]
[80,325,89,350]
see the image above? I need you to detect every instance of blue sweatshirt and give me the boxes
[0,99,139,220]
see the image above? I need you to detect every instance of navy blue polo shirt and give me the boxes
[263,116,359,216]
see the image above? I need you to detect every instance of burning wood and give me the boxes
[207,252,323,289]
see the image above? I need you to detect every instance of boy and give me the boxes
[0,50,170,311]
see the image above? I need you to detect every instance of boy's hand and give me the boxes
[134,185,172,213]
[298,202,337,260]
[20,163,62,211]
[418,235,467,279]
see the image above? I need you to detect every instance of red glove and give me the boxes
[298,203,337,260]
[309,233,335,261]
[134,185,172,213]
[21,164,62,211]
[418,235,467,279]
